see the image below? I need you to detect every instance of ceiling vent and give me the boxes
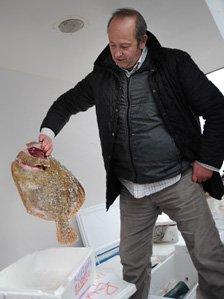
[58,18,84,33]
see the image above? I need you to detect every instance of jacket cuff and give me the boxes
[196,161,219,172]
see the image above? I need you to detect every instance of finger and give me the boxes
[45,143,52,152]
[43,145,49,152]
[39,139,47,148]
[44,144,52,154]
[39,134,45,142]
[46,148,53,156]
[42,139,51,148]
[42,140,48,148]
[202,177,210,182]
[192,174,198,183]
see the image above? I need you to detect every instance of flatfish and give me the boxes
[11,142,85,245]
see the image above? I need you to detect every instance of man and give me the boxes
[39,8,224,299]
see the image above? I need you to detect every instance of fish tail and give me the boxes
[56,220,78,245]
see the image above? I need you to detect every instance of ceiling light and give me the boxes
[58,18,84,33]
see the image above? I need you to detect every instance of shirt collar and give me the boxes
[122,46,148,77]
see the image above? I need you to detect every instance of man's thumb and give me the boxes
[192,173,197,182]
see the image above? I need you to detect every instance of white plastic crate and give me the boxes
[76,203,183,299]
[0,247,95,299]
[76,203,137,298]
[150,244,197,298]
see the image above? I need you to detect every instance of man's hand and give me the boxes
[38,133,53,156]
[192,161,213,183]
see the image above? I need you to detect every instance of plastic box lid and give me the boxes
[77,202,120,258]
[76,202,176,260]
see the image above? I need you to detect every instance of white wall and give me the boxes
[0,67,106,270]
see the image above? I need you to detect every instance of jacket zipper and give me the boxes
[127,76,137,181]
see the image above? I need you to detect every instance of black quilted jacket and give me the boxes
[41,31,224,209]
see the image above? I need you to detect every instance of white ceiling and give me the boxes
[0,0,223,83]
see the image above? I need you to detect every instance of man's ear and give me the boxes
[140,34,148,50]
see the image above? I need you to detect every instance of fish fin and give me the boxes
[56,220,78,245]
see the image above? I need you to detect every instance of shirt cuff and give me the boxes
[40,127,55,139]
[196,161,219,172]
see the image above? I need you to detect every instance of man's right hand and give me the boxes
[38,133,53,156]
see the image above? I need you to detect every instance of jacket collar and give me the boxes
[94,31,164,71]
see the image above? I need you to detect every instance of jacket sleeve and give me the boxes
[177,51,224,168]
[40,72,95,136]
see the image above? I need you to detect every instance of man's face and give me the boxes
[108,16,147,70]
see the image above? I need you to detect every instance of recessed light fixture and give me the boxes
[58,18,84,33]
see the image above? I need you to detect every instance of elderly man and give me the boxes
[39,8,224,299]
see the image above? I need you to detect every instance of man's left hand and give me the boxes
[192,161,213,183]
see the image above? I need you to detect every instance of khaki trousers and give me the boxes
[119,168,224,299]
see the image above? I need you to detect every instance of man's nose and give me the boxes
[114,48,123,58]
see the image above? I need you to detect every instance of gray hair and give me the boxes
[107,8,147,44]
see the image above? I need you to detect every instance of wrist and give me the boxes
[40,128,55,139]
